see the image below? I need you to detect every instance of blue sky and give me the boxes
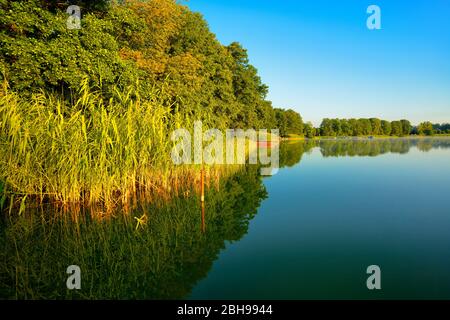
[185,0,450,126]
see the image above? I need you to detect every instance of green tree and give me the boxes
[320,118,335,136]
[432,123,450,134]
[257,100,277,129]
[0,0,138,96]
[275,109,288,137]
[227,42,269,128]
[400,119,412,136]
[340,119,352,136]
[284,109,304,135]
[348,118,359,136]
[331,119,342,136]
[43,0,112,12]
[304,122,316,138]
[381,120,392,136]
[370,118,382,135]
[417,122,435,136]
[358,119,373,135]
[391,121,403,136]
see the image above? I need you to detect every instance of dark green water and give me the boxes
[1,138,450,299]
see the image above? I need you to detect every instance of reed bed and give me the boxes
[0,79,240,216]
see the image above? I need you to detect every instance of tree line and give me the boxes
[319,118,412,137]
[283,118,450,138]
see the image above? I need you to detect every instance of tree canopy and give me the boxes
[417,122,435,136]
[319,118,412,137]
[0,0,304,132]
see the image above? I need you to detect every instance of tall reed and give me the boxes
[0,79,238,216]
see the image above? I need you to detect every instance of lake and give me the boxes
[190,137,450,299]
[1,137,450,299]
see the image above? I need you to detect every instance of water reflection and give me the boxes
[279,140,315,168]
[1,137,449,299]
[282,137,450,164]
[319,137,450,157]
[191,137,450,300]
[0,166,267,299]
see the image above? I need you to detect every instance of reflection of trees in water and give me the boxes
[416,138,450,152]
[279,140,315,168]
[0,166,267,299]
[320,139,410,157]
[277,138,450,168]
[417,140,434,152]
[319,138,450,157]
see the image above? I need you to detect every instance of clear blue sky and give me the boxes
[185,0,450,126]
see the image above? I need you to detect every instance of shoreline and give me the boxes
[281,135,450,141]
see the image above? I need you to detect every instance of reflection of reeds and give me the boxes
[0,80,240,216]
[0,165,266,299]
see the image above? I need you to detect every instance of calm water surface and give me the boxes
[190,138,450,299]
[2,138,450,299]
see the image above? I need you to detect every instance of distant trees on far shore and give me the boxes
[280,117,450,138]
[318,118,412,137]
[431,123,450,135]
[273,114,450,138]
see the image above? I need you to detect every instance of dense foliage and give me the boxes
[318,118,412,137]
[0,0,303,132]
[416,121,435,136]
[431,123,450,135]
